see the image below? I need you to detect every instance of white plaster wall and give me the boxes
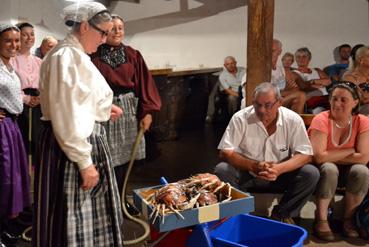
[275,0,369,68]
[110,0,247,69]
[0,0,368,70]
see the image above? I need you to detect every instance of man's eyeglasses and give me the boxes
[253,100,278,110]
[88,21,109,37]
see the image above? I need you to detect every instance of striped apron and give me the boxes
[103,92,145,167]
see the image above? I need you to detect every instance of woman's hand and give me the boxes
[140,114,152,131]
[311,83,324,89]
[80,165,99,191]
[110,104,123,122]
[26,96,40,107]
[30,96,40,107]
[0,110,5,122]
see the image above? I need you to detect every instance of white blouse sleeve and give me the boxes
[45,48,112,170]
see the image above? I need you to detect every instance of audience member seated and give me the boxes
[273,40,306,114]
[240,73,247,109]
[240,40,306,114]
[205,80,220,123]
[282,52,295,70]
[324,44,351,82]
[34,36,58,59]
[218,56,245,117]
[340,44,364,80]
[282,51,300,93]
[294,47,332,114]
[205,78,231,124]
[214,82,319,224]
[308,82,369,241]
[270,39,284,89]
[342,46,369,116]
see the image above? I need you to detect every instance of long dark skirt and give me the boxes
[33,122,124,247]
[0,117,30,218]
[17,104,42,166]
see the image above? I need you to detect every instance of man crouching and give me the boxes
[214,82,319,224]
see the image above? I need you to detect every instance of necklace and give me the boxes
[334,117,351,129]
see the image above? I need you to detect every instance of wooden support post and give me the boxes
[246,0,274,106]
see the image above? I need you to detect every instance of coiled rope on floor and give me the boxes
[121,126,150,245]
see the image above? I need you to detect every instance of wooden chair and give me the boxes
[300,113,316,127]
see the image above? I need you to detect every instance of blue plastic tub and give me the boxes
[187,214,307,247]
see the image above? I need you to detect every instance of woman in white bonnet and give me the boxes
[34,2,124,246]
[0,23,30,246]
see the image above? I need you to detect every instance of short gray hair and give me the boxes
[295,47,312,60]
[224,56,236,63]
[41,36,57,44]
[253,82,281,100]
[273,39,282,49]
[282,52,294,61]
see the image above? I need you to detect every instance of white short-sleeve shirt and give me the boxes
[218,106,313,163]
[294,69,328,97]
[271,65,286,90]
[219,67,246,93]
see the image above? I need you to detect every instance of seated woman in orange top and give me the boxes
[308,82,369,241]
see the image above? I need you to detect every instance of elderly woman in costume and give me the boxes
[91,15,161,200]
[0,24,30,246]
[10,22,42,169]
[34,2,124,246]
[309,82,369,241]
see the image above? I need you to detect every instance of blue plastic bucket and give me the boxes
[187,214,307,247]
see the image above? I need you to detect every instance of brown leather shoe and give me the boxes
[342,219,359,238]
[270,212,295,225]
[313,220,335,241]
